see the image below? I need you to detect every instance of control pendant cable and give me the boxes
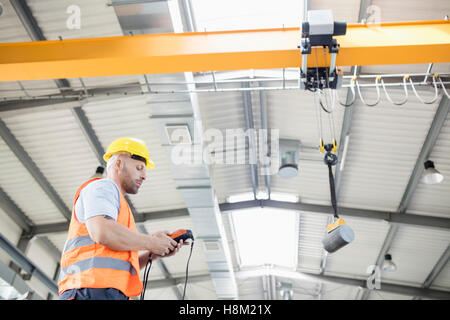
[140,229,194,300]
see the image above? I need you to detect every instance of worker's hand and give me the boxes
[153,240,185,260]
[148,231,177,256]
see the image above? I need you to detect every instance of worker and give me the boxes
[58,137,185,300]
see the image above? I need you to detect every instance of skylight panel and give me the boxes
[231,207,298,268]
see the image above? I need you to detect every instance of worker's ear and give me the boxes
[115,157,123,170]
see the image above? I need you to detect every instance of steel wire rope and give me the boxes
[323,61,337,144]
[314,49,325,147]
[314,89,324,148]
[314,87,323,146]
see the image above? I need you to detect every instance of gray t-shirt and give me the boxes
[75,179,120,223]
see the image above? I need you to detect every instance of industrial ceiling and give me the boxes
[0,0,449,300]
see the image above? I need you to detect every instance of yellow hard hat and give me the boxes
[103,137,154,169]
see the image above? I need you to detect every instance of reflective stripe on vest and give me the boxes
[58,257,137,282]
[62,235,95,253]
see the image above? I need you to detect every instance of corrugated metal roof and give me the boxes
[211,165,253,203]
[0,81,25,99]
[113,0,173,35]
[372,0,449,22]
[198,87,247,137]
[0,1,30,43]
[18,80,61,98]
[27,0,124,40]
[0,137,64,225]
[431,261,450,290]
[2,108,100,210]
[0,207,22,266]
[46,232,68,253]
[312,0,360,23]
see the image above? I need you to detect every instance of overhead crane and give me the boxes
[0,19,449,81]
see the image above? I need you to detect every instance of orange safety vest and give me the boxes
[58,178,142,297]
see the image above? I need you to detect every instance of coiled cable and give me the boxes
[409,74,439,104]
[356,76,381,107]
[381,75,408,105]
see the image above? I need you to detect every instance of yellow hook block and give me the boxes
[319,139,325,153]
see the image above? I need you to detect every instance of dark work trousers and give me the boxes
[59,288,129,300]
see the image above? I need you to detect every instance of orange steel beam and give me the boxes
[0,20,449,81]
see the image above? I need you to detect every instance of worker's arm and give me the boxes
[86,215,177,255]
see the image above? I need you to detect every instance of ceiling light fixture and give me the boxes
[422,160,444,184]
[382,253,397,272]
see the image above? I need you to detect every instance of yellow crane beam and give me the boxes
[0,20,449,81]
